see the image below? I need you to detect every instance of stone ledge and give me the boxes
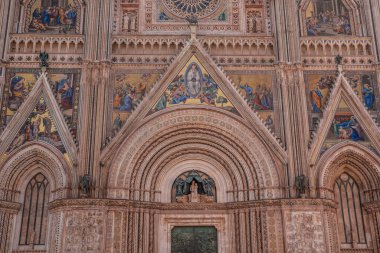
[363,200,380,212]
[48,198,337,211]
[0,200,21,213]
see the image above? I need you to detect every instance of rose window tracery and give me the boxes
[161,0,223,19]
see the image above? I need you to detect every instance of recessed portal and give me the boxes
[171,226,218,253]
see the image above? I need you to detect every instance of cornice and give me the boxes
[0,200,21,213]
[48,198,337,212]
[363,200,380,212]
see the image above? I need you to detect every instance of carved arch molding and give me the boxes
[106,108,283,202]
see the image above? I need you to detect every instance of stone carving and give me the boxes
[39,52,49,69]
[335,55,343,65]
[63,211,104,252]
[173,170,215,203]
[247,10,264,33]
[295,174,308,198]
[122,11,137,32]
[285,212,325,253]
[186,14,198,25]
[79,174,91,198]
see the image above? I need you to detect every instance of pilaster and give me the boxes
[368,0,380,61]
[278,63,310,197]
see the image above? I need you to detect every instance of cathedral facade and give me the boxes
[0,0,380,252]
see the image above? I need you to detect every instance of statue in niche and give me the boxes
[174,178,185,196]
[123,11,137,32]
[295,174,308,198]
[189,180,200,202]
[172,170,215,203]
[79,174,91,197]
[247,11,263,33]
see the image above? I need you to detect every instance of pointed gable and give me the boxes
[149,55,238,115]
[102,38,287,163]
[1,69,81,140]
[309,72,380,164]
[320,100,369,154]
[8,97,67,154]
[0,73,78,164]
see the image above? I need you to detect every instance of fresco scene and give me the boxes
[112,73,160,135]
[229,74,275,131]
[1,71,80,136]
[321,100,370,154]
[2,73,38,125]
[345,73,377,111]
[305,74,336,114]
[29,0,78,33]
[8,97,66,154]
[49,74,77,117]
[150,56,237,115]
[305,0,352,36]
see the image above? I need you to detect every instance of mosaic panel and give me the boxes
[229,73,275,131]
[111,71,160,135]
[1,69,81,138]
[150,56,237,115]
[25,0,80,33]
[305,0,352,36]
[8,97,66,154]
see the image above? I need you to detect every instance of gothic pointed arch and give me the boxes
[0,73,78,165]
[308,73,380,165]
[103,38,286,163]
[314,143,380,250]
[0,142,72,252]
[314,142,380,196]
[0,142,72,202]
[106,108,285,202]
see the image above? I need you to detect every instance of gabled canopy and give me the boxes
[309,72,380,165]
[102,37,287,163]
[0,73,78,165]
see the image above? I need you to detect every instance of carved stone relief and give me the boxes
[63,211,104,252]
[285,212,326,253]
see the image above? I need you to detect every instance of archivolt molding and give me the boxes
[0,73,78,164]
[308,72,380,165]
[128,131,258,202]
[103,37,286,163]
[107,108,283,201]
[0,142,71,202]
[314,142,380,198]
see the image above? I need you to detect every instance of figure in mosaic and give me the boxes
[305,0,352,36]
[29,0,78,33]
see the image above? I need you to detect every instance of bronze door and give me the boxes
[171,226,218,253]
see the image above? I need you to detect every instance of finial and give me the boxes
[186,14,198,39]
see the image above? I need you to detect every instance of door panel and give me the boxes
[171,226,218,253]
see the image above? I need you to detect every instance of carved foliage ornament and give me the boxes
[161,0,223,19]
